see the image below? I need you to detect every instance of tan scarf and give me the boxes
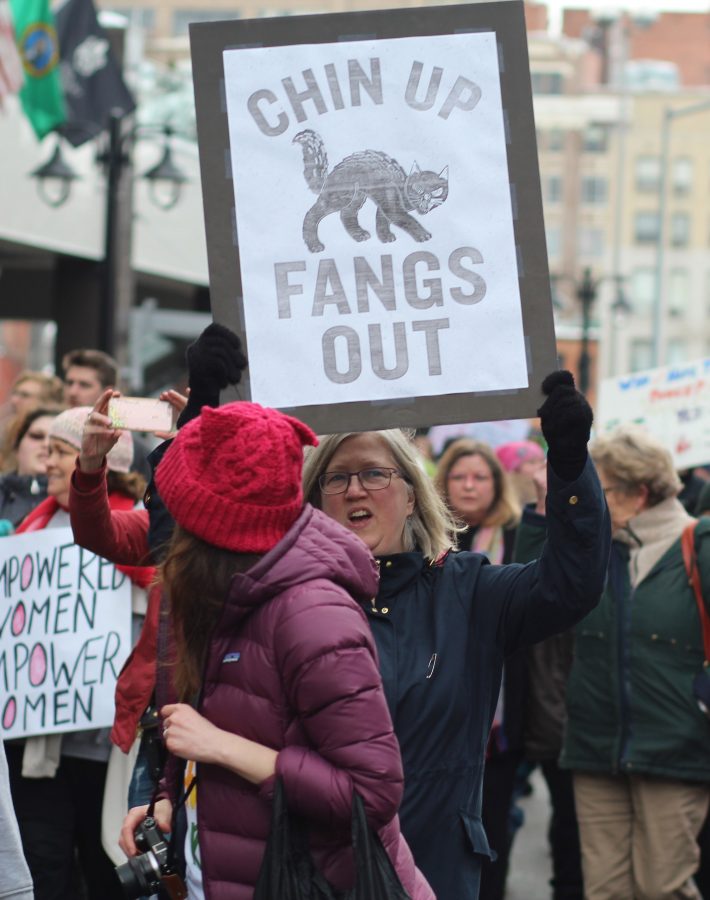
[616,496,694,588]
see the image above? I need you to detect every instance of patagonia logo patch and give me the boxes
[222,652,241,664]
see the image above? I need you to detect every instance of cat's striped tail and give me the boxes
[293,129,328,194]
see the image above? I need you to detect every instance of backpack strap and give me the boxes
[682,521,710,662]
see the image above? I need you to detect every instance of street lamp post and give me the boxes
[553,268,630,396]
[31,116,187,360]
[577,268,595,396]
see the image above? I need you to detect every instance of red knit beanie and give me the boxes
[155,402,318,552]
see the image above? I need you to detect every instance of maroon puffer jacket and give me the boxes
[172,504,433,900]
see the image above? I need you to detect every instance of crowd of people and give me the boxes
[0,326,709,900]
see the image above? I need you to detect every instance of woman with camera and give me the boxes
[118,401,433,899]
[555,425,710,899]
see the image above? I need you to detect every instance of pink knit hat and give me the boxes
[50,407,134,473]
[155,402,318,553]
[495,440,545,473]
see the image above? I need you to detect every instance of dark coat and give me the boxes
[0,473,47,527]
[366,458,610,900]
[165,504,433,900]
[514,506,575,761]
[561,519,710,783]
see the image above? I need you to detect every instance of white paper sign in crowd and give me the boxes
[0,528,131,740]
[222,33,528,409]
[598,358,710,470]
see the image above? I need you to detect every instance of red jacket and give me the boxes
[67,463,159,752]
[161,504,433,900]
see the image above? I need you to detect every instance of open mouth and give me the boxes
[347,509,373,528]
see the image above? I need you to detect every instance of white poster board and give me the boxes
[597,358,710,470]
[223,33,528,408]
[190,3,557,433]
[0,529,132,739]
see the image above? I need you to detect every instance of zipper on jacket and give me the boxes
[617,584,635,771]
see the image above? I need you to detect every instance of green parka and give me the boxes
[560,517,710,782]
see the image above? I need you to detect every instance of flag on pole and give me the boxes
[9,0,65,138]
[55,0,135,147]
[0,0,23,105]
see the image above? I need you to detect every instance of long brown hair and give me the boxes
[160,525,261,700]
[107,470,146,502]
[435,439,521,528]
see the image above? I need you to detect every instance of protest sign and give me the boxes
[597,358,710,470]
[190,1,556,432]
[0,528,131,740]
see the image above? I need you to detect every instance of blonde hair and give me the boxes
[590,425,681,507]
[302,429,460,562]
[435,439,521,528]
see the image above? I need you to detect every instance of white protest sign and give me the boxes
[597,358,710,470]
[222,32,528,408]
[0,528,132,739]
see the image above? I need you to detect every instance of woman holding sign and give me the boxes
[301,371,611,900]
[6,407,150,900]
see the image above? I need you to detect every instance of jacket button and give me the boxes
[569,495,579,505]
[385,561,393,567]
[381,607,389,614]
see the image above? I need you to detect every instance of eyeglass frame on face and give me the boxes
[318,467,408,495]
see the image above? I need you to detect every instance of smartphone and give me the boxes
[108,397,176,433]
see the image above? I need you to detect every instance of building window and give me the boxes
[634,212,660,244]
[109,7,156,31]
[580,176,608,205]
[577,228,604,258]
[172,9,238,35]
[583,124,608,153]
[547,129,565,152]
[667,268,689,316]
[545,175,563,204]
[546,227,561,260]
[670,212,690,247]
[635,156,661,193]
[630,339,654,372]
[667,338,687,365]
[630,267,655,311]
[672,158,693,196]
[531,71,564,95]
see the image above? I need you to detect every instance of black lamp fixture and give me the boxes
[30,121,188,211]
[142,128,187,210]
[30,142,79,207]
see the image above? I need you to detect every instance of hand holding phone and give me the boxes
[108,397,176,433]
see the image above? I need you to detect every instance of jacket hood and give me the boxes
[227,504,378,612]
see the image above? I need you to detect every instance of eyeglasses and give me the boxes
[318,467,406,495]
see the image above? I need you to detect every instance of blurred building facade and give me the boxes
[2,0,710,407]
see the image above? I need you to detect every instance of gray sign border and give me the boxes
[190,0,556,433]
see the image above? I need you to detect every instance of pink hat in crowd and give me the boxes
[495,440,545,473]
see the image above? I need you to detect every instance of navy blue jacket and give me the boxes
[363,457,610,900]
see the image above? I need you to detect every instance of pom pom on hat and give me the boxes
[495,440,545,473]
[155,402,318,553]
[50,407,134,473]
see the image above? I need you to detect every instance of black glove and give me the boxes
[537,370,593,481]
[177,323,248,428]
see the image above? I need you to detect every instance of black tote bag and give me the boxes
[254,778,411,900]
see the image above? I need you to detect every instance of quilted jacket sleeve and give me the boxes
[262,580,403,831]
[69,461,151,566]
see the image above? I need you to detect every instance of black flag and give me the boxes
[54,0,135,146]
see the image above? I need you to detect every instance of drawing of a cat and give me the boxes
[293,129,449,253]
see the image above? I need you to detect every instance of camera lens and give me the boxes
[115,853,161,899]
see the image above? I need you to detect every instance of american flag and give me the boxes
[0,0,23,106]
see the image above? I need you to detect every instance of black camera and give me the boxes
[115,816,187,900]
